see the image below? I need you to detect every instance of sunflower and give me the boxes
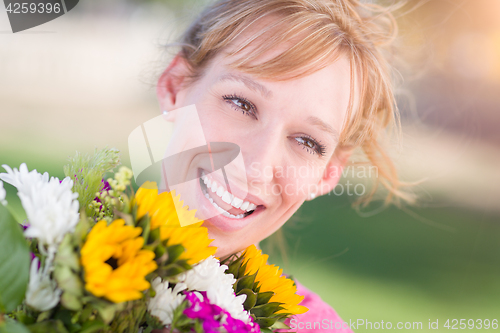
[134,183,216,265]
[242,245,308,315]
[81,219,157,303]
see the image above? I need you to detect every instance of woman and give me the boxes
[155,0,406,331]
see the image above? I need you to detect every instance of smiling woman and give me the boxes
[153,0,409,331]
[159,51,353,257]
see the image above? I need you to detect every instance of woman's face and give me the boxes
[158,48,355,257]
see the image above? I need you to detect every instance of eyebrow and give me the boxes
[307,116,340,141]
[217,73,273,99]
[218,73,338,141]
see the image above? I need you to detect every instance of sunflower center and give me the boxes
[105,257,119,270]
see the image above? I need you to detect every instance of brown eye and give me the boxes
[222,94,257,118]
[234,99,251,112]
[295,137,316,149]
[294,136,327,157]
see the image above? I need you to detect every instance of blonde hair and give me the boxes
[173,0,413,206]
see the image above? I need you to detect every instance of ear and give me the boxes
[314,146,352,197]
[157,54,191,118]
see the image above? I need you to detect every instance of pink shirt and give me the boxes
[282,281,354,333]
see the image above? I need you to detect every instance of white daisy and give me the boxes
[21,177,79,252]
[26,257,61,312]
[178,256,249,322]
[0,163,49,197]
[148,277,187,326]
[0,181,6,206]
[0,164,79,253]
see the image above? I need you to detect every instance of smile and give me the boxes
[199,170,259,219]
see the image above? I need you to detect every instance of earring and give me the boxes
[162,110,169,115]
[309,192,316,200]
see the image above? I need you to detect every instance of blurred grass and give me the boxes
[2,151,499,332]
[263,195,500,332]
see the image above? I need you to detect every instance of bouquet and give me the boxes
[0,148,307,333]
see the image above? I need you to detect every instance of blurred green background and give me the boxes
[1,0,499,332]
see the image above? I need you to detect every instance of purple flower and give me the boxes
[202,317,221,333]
[94,179,111,206]
[222,310,260,333]
[30,253,40,270]
[182,291,260,333]
[102,179,111,191]
[184,294,213,319]
[223,313,247,333]
[184,292,223,320]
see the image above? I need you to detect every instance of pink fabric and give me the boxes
[282,281,354,332]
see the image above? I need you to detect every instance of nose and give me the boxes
[241,124,284,187]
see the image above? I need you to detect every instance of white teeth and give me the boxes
[200,172,259,215]
[231,196,243,209]
[202,189,245,219]
[240,201,249,211]
[222,191,233,204]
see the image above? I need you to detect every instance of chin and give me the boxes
[208,234,246,259]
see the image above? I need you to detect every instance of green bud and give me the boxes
[236,273,256,292]
[250,302,281,318]
[237,289,257,310]
[256,291,275,306]
[255,317,278,328]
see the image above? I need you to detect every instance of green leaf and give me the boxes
[0,204,30,313]
[166,244,185,263]
[13,312,35,325]
[0,317,30,333]
[64,147,120,217]
[154,245,166,259]
[148,228,161,243]
[255,291,274,306]
[161,264,187,277]
[255,317,278,328]
[136,215,151,242]
[53,309,83,333]
[144,311,164,330]
[270,320,291,330]
[55,234,80,272]
[259,328,274,333]
[91,299,123,324]
[79,320,107,333]
[27,320,69,333]
[238,260,248,278]
[225,255,243,278]
[250,302,281,318]
[237,289,257,311]
[54,235,84,311]
[73,213,91,245]
[236,273,256,293]
[194,320,203,333]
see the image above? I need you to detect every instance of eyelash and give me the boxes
[293,135,327,157]
[222,94,327,157]
[222,94,257,118]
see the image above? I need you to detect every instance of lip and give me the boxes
[201,169,266,207]
[196,168,266,233]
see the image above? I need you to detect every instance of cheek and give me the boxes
[275,167,325,201]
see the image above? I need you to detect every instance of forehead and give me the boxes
[202,41,357,134]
